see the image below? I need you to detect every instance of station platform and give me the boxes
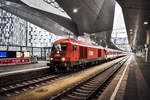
[0,61,48,76]
[98,55,150,100]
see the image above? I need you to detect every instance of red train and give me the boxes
[47,38,125,71]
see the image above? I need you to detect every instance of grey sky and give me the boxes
[112,2,128,38]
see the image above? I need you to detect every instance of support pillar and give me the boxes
[146,30,150,62]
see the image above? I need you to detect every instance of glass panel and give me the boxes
[9,46,20,51]
[43,0,65,13]
[0,46,7,50]
[52,44,67,51]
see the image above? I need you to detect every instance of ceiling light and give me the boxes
[91,34,95,36]
[130,32,133,34]
[73,8,78,13]
[144,22,148,25]
[129,29,133,31]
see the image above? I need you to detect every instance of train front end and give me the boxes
[48,42,71,71]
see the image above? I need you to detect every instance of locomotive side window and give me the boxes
[52,44,67,51]
[61,44,67,51]
[73,45,77,51]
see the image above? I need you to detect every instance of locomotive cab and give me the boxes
[50,43,68,63]
[48,39,79,71]
[48,41,78,71]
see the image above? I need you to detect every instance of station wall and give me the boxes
[0,9,57,48]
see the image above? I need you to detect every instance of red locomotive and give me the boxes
[47,38,124,71]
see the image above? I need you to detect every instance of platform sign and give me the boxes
[0,58,31,64]
[0,52,7,57]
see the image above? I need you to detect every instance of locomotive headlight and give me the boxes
[61,57,65,62]
[57,51,60,54]
[50,57,53,60]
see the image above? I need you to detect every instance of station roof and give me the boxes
[2,0,150,51]
[116,0,150,50]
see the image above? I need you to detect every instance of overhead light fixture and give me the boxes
[73,8,78,13]
[91,34,95,36]
[129,29,133,31]
[144,22,148,25]
[130,31,133,34]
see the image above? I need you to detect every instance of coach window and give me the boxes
[73,45,77,51]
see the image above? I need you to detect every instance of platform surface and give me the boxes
[98,55,150,100]
[0,61,48,75]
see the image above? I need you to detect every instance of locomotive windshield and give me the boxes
[52,44,67,51]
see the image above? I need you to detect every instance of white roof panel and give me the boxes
[21,0,71,19]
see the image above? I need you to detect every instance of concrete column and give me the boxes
[146,30,150,61]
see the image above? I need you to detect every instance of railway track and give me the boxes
[0,56,127,97]
[49,57,128,100]
[0,73,66,96]
[0,62,101,97]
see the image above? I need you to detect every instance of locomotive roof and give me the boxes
[53,39,124,53]
[53,38,103,49]
[54,38,92,45]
